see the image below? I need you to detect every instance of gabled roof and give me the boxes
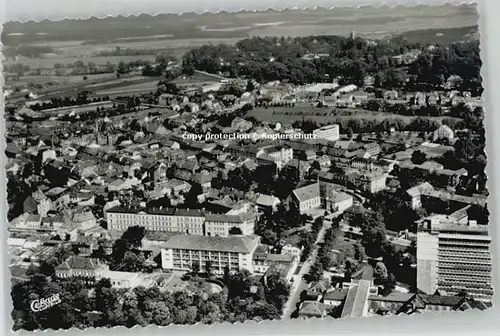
[293,182,320,202]
[406,182,434,198]
[55,256,103,271]
[256,194,280,207]
[299,301,325,317]
[412,294,464,309]
[341,280,372,318]
[309,280,330,293]
[455,298,493,311]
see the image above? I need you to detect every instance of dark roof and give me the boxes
[412,294,464,309]
[368,292,414,303]
[163,235,260,253]
[55,256,103,271]
[455,298,493,311]
[323,288,349,302]
[106,206,204,217]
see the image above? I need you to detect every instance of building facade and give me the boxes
[160,235,260,274]
[205,212,256,237]
[291,182,321,214]
[417,218,493,301]
[313,124,340,141]
[106,206,205,234]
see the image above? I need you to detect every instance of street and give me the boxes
[282,221,329,319]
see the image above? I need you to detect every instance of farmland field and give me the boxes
[246,105,455,125]
[3,55,158,69]
[248,16,477,39]
[8,73,116,85]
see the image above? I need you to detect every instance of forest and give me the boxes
[182,35,481,93]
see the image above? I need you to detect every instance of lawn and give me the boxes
[331,231,356,260]
[162,274,223,294]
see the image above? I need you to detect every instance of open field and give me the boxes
[94,80,160,96]
[246,105,455,124]
[3,55,157,70]
[82,76,148,89]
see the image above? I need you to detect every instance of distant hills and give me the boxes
[2,3,478,46]
[396,25,479,45]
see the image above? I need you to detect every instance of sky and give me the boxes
[3,0,462,23]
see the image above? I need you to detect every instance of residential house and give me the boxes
[255,194,281,212]
[367,292,414,316]
[397,293,487,314]
[405,182,434,210]
[55,256,109,283]
[433,124,454,143]
[323,288,349,309]
[325,190,353,214]
[362,142,381,157]
[71,210,97,231]
[298,301,326,319]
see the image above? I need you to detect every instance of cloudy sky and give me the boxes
[3,0,460,22]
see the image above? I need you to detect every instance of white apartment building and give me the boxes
[313,124,340,141]
[161,235,260,274]
[417,217,493,301]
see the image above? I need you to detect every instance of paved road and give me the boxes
[282,222,329,319]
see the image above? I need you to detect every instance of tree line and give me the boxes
[181,35,481,92]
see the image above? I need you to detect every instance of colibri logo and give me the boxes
[30,294,62,312]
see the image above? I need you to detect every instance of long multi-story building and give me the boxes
[160,234,260,274]
[417,216,493,301]
[105,206,256,237]
[106,206,205,235]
